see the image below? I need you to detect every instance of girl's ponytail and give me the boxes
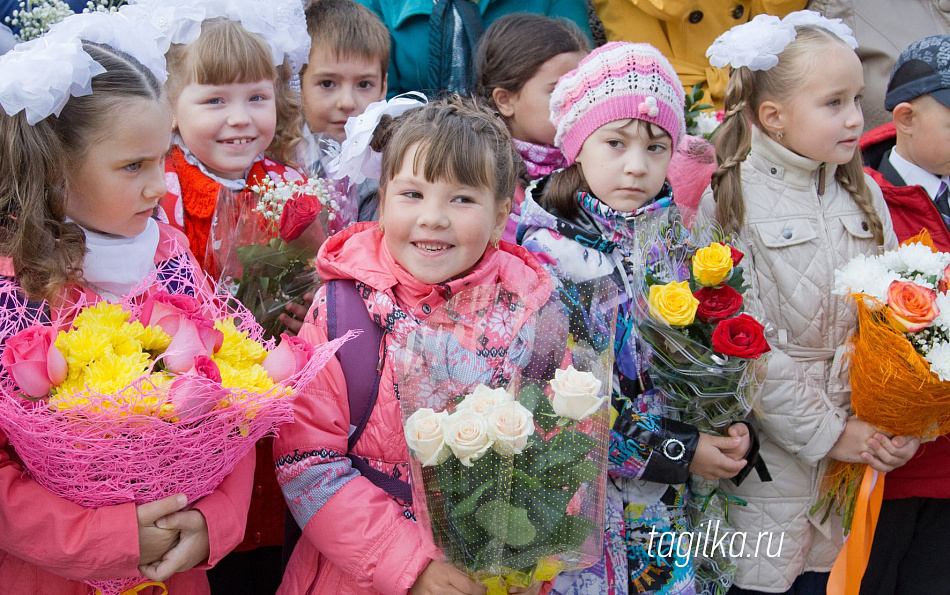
[539,164,586,219]
[711,67,755,234]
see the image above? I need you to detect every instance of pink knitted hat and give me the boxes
[551,41,686,164]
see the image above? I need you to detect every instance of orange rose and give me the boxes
[886,280,939,332]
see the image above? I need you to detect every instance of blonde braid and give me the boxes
[711,67,755,234]
[836,153,885,247]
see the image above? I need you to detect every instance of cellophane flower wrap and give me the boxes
[0,251,353,595]
[633,214,770,595]
[393,279,618,594]
[207,172,345,339]
[817,232,950,531]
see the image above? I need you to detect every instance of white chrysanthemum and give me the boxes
[925,340,950,381]
[833,254,900,301]
[881,242,950,278]
[934,293,950,334]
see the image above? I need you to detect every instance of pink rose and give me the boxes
[262,333,315,382]
[163,318,214,374]
[140,292,223,354]
[169,355,225,420]
[1,325,68,399]
[279,194,322,242]
[940,264,950,294]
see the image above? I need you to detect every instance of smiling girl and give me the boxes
[159,13,307,272]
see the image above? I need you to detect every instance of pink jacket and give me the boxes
[0,223,255,594]
[275,222,552,595]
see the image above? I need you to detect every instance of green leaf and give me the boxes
[554,515,598,549]
[475,500,510,537]
[449,478,494,520]
[518,384,544,414]
[505,505,537,547]
[571,460,598,485]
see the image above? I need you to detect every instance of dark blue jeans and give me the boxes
[728,571,829,595]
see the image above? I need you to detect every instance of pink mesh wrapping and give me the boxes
[0,243,352,595]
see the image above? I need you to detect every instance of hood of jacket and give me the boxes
[317,221,552,314]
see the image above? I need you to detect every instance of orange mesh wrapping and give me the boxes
[848,295,950,437]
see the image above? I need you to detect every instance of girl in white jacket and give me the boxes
[697,11,920,594]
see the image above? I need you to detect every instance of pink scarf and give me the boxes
[513,138,567,179]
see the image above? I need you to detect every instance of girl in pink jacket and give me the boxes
[0,18,253,595]
[275,97,554,594]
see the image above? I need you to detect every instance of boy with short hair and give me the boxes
[859,34,950,594]
[302,0,389,140]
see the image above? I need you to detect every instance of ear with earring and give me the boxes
[776,131,784,140]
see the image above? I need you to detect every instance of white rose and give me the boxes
[456,384,514,415]
[404,408,450,467]
[487,401,535,455]
[549,366,605,421]
[443,410,494,467]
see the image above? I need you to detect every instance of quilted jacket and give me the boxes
[695,128,897,591]
[274,222,553,594]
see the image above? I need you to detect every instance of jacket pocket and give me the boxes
[753,219,818,249]
[839,213,875,241]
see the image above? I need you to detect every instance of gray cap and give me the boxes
[885,35,950,111]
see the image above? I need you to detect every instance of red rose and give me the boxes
[694,285,743,323]
[711,313,770,359]
[279,193,322,242]
[729,246,744,266]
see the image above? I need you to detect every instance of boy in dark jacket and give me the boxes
[859,34,950,595]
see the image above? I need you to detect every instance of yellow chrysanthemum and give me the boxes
[217,360,275,393]
[57,325,114,373]
[71,302,131,330]
[130,321,172,352]
[214,318,268,368]
[83,352,152,395]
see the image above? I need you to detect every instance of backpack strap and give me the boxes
[281,279,409,573]
[326,280,412,503]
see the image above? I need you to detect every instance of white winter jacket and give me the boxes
[696,128,897,591]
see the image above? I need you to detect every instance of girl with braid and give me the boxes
[697,11,920,594]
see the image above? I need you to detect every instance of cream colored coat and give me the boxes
[696,128,897,591]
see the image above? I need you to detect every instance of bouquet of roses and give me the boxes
[0,258,352,595]
[816,233,950,531]
[394,279,618,594]
[208,174,344,339]
[633,216,770,595]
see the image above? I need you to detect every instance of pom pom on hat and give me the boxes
[550,42,686,164]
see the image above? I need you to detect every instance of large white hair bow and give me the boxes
[0,10,166,125]
[707,10,858,72]
[326,92,429,187]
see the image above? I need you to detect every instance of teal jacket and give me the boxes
[356,0,594,97]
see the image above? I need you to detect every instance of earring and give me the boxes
[775,131,784,140]
[378,221,385,234]
[490,236,500,249]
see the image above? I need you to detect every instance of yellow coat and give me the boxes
[592,0,806,108]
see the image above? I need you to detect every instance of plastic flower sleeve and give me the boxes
[208,181,330,340]
[393,278,618,593]
[630,211,769,595]
[0,240,354,595]
[296,131,358,233]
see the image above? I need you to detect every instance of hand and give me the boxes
[828,417,879,464]
[136,494,187,566]
[863,433,920,472]
[278,292,315,336]
[411,561,487,595]
[718,424,751,460]
[509,582,543,594]
[138,509,210,582]
[689,432,748,480]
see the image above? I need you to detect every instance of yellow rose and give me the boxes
[692,242,734,287]
[648,281,699,327]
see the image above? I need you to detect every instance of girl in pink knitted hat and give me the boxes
[517,42,755,595]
